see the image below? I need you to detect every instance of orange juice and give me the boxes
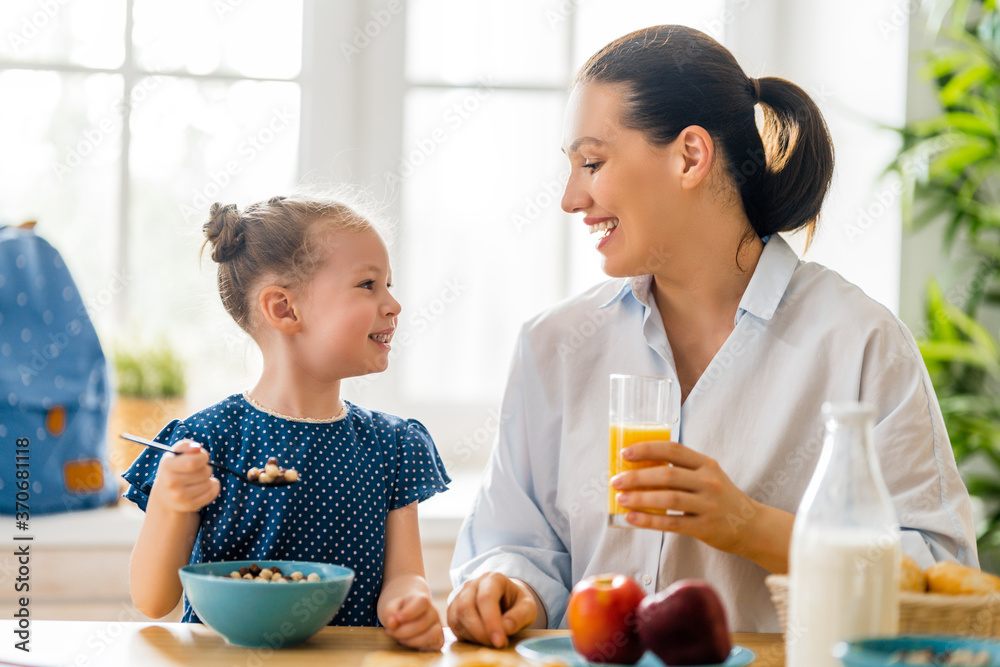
[608,423,671,521]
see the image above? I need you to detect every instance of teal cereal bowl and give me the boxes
[833,635,1000,666]
[179,560,354,648]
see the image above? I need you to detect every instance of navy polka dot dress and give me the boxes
[122,393,450,626]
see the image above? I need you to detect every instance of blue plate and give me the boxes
[515,636,755,667]
[833,635,1000,666]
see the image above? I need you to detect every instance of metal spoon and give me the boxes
[119,433,299,488]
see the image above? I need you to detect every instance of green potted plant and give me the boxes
[892,0,1000,565]
[109,340,187,475]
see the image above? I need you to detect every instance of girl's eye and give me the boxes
[582,161,602,173]
[358,280,375,290]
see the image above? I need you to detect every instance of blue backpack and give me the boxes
[0,224,118,514]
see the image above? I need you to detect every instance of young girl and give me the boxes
[124,194,450,651]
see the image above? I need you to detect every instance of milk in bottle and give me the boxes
[786,402,901,667]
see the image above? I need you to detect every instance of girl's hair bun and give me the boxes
[203,202,245,263]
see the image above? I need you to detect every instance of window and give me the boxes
[0,0,303,395]
[396,0,729,405]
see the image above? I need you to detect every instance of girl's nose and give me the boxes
[561,173,592,214]
[385,292,401,317]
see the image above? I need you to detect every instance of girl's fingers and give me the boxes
[394,621,444,651]
[387,609,438,641]
[395,594,430,621]
[622,441,704,468]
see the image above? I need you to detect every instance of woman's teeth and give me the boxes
[370,333,392,343]
[589,219,619,235]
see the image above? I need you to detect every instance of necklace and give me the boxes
[242,391,348,423]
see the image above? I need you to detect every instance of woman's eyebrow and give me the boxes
[563,136,606,154]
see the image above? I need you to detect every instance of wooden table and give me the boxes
[0,622,784,667]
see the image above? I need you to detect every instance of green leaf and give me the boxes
[929,137,996,181]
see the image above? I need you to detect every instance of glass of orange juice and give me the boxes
[608,374,676,528]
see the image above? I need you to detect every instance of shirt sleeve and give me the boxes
[450,327,574,628]
[388,419,451,511]
[861,317,979,569]
[120,419,193,512]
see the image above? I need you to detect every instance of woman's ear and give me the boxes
[676,125,715,190]
[258,285,302,334]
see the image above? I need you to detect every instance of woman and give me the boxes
[446,25,976,644]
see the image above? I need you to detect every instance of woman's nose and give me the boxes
[561,173,592,213]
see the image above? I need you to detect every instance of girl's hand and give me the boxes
[148,439,220,514]
[382,591,444,651]
[610,440,793,572]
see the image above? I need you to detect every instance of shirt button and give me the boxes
[642,574,652,586]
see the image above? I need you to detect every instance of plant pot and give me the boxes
[108,396,186,475]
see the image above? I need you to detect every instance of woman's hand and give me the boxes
[447,572,541,648]
[382,591,444,651]
[148,439,220,514]
[611,440,793,573]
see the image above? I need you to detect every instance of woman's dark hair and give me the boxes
[576,25,834,241]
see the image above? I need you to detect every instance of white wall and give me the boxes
[729,0,910,314]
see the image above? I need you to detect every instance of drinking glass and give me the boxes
[608,374,677,528]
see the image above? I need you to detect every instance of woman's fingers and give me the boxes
[447,580,492,646]
[476,574,512,647]
[611,463,701,492]
[446,573,535,648]
[616,488,709,515]
[500,584,537,635]
[621,440,704,467]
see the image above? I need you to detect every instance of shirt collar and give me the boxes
[735,234,800,322]
[597,235,800,321]
[599,275,652,309]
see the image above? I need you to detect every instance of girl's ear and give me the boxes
[258,285,302,334]
[675,125,715,190]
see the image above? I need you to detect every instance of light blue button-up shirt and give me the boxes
[450,235,977,632]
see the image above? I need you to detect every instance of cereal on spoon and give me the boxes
[247,456,299,485]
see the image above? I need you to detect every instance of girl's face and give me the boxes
[560,82,688,277]
[295,226,400,379]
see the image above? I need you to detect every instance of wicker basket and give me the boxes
[766,574,1000,637]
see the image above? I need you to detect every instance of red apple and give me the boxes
[635,579,731,666]
[567,573,647,664]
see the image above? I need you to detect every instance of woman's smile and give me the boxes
[585,216,620,249]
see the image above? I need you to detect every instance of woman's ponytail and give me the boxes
[742,77,835,239]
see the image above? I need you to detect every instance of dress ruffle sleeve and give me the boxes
[388,419,450,511]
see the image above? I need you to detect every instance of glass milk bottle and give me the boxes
[786,402,901,667]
